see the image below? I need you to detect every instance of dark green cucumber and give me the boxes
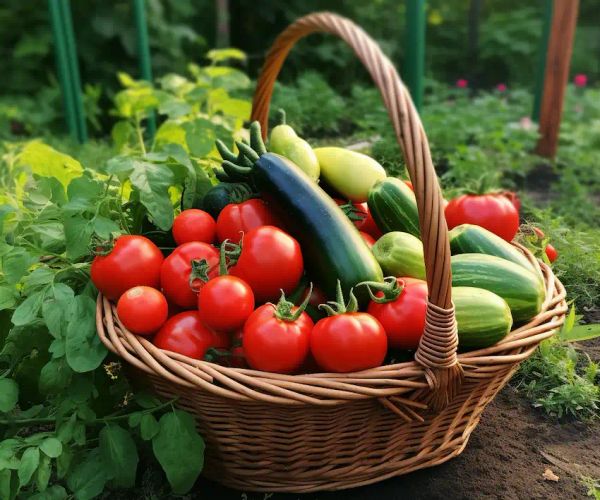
[368,177,420,237]
[451,254,545,324]
[453,286,513,350]
[449,224,534,271]
[253,153,384,300]
[199,182,253,218]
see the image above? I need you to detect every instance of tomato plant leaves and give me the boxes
[39,358,71,393]
[139,413,159,441]
[2,247,37,284]
[152,410,204,494]
[129,161,174,230]
[40,437,63,459]
[17,447,39,486]
[0,378,18,412]
[11,291,44,326]
[65,296,107,373]
[64,216,94,261]
[99,424,139,488]
[66,449,109,500]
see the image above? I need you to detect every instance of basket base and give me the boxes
[147,365,516,493]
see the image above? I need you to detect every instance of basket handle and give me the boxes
[251,12,462,409]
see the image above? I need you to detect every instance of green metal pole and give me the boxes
[59,0,87,142]
[48,0,77,139]
[405,0,426,111]
[532,0,554,121]
[132,0,156,138]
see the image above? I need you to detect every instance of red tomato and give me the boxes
[445,194,520,242]
[545,243,558,263]
[360,231,376,248]
[172,209,216,245]
[501,191,521,214]
[311,313,387,373]
[116,286,168,335]
[334,199,382,239]
[91,235,163,301]
[216,199,281,243]
[153,311,230,359]
[532,227,545,239]
[230,226,303,303]
[243,303,313,373]
[198,276,255,331]
[161,242,219,308]
[366,277,428,350]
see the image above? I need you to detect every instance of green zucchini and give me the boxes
[451,254,545,324]
[372,231,425,279]
[217,123,384,301]
[368,177,420,237]
[199,182,253,218]
[453,287,513,350]
[449,224,534,271]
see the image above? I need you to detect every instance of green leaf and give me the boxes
[29,485,67,500]
[39,358,71,393]
[159,98,192,119]
[42,296,72,339]
[0,204,17,234]
[93,216,120,240]
[140,413,159,441]
[561,323,600,343]
[0,470,13,500]
[67,449,109,500]
[0,379,18,413]
[22,267,55,294]
[36,453,51,491]
[56,445,72,479]
[65,296,107,372]
[16,142,83,188]
[18,447,39,486]
[214,97,251,121]
[106,156,135,181]
[128,412,142,428]
[11,290,44,326]
[152,410,205,494]
[129,161,175,230]
[64,216,93,260]
[52,283,75,302]
[0,285,17,311]
[65,176,104,212]
[206,48,246,63]
[40,437,63,458]
[2,247,37,284]
[183,119,216,158]
[111,121,135,151]
[99,425,139,488]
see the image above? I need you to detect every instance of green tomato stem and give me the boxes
[358,276,403,304]
[273,283,313,322]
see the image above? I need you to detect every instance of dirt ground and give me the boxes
[192,385,599,500]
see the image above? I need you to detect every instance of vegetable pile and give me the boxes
[94,111,553,376]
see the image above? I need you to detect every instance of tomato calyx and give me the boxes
[318,280,359,317]
[90,233,117,256]
[204,347,230,363]
[358,276,405,304]
[220,239,242,268]
[273,283,313,322]
[189,258,210,291]
[337,200,367,223]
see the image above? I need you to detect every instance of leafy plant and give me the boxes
[0,54,251,497]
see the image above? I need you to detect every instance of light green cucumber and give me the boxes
[372,231,426,280]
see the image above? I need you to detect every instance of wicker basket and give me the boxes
[96,12,568,493]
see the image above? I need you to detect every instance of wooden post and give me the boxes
[535,0,579,157]
[405,0,426,111]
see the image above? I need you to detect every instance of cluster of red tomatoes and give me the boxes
[91,197,432,374]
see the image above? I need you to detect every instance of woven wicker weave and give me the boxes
[96,12,567,493]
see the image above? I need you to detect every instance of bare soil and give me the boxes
[190,386,599,500]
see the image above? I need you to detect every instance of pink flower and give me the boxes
[573,74,587,87]
[519,116,534,131]
[456,79,468,88]
[496,83,507,92]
